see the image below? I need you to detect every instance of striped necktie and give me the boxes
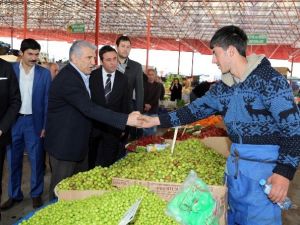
[104,74,112,102]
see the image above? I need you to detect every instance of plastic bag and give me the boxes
[166,170,221,225]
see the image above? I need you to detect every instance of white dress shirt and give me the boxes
[70,62,91,97]
[19,62,34,114]
[102,68,115,90]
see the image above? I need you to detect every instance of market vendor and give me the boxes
[139,25,300,225]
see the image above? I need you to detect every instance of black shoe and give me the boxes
[0,198,22,211]
[32,196,43,209]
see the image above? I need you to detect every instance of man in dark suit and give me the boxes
[116,36,144,140]
[89,45,129,168]
[1,39,51,210]
[44,40,141,200]
[0,58,21,220]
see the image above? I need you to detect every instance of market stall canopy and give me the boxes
[0,0,300,61]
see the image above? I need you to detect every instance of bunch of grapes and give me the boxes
[58,139,226,191]
[20,186,178,225]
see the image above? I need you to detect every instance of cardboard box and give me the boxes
[55,177,227,224]
[200,136,231,158]
[54,186,107,201]
[112,177,227,225]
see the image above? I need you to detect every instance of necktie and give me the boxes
[104,74,112,102]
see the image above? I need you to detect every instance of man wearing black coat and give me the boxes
[116,36,144,140]
[89,45,130,168]
[45,41,141,200]
[0,58,21,219]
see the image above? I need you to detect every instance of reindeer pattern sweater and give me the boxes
[159,55,300,180]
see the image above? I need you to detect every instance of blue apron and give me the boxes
[226,143,282,225]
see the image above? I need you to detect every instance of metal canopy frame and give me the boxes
[0,0,300,61]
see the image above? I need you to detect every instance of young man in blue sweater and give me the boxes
[140,25,300,225]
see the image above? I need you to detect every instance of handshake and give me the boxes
[126,111,160,128]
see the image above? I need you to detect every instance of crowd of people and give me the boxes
[0,25,299,225]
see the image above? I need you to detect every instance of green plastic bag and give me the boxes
[166,170,220,225]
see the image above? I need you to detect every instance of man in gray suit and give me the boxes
[116,36,144,140]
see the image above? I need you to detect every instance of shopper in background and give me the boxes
[140,25,300,225]
[41,62,59,80]
[143,68,162,136]
[181,78,192,103]
[48,62,59,80]
[2,39,51,210]
[44,40,141,200]
[190,81,215,102]
[155,75,165,101]
[116,35,144,140]
[0,59,21,220]
[169,78,182,101]
[88,45,130,168]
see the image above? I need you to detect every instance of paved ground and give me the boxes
[1,154,299,225]
[1,154,51,225]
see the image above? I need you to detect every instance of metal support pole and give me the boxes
[10,28,14,49]
[191,51,194,77]
[146,0,152,71]
[177,41,181,74]
[23,0,27,39]
[291,56,294,77]
[95,0,100,65]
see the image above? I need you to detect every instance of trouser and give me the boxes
[89,132,120,168]
[49,155,88,200]
[0,145,6,215]
[0,146,6,197]
[7,116,44,200]
[226,143,282,225]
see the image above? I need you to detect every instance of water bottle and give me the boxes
[259,179,294,210]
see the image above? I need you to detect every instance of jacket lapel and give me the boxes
[33,66,41,94]
[13,62,20,81]
[108,71,122,102]
[98,68,106,102]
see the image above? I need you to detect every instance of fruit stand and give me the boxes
[20,116,230,225]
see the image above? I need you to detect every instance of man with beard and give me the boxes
[116,36,144,140]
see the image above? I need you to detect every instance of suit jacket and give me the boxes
[0,59,21,148]
[12,62,51,135]
[89,67,130,137]
[123,59,144,112]
[45,63,128,162]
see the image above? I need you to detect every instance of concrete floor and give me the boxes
[1,155,300,225]
[1,154,51,225]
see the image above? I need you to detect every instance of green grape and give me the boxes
[57,139,226,191]
[20,186,178,225]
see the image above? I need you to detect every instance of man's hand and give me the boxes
[139,115,160,128]
[144,104,151,112]
[0,130,2,137]
[267,173,290,203]
[126,111,142,127]
[40,129,46,138]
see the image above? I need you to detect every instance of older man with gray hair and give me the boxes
[45,40,142,199]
